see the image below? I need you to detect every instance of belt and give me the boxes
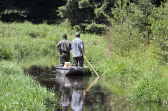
[61,51,70,54]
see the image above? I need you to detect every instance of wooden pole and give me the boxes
[84,56,99,77]
[78,77,99,92]
[85,77,99,91]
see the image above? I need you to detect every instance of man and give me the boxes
[71,84,86,111]
[56,34,71,66]
[71,32,85,67]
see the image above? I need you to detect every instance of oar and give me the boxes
[84,56,99,77]
[85,77,99,92]
[78,77,99,92]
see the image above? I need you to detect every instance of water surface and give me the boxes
[26,65,166,111]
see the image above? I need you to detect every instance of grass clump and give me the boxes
[0,43,14,60]
[0,61,55,110]
[131,71,168,104]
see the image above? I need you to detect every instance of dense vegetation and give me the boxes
[0,0,165,33]
[0,0,168,110]
[98,0,168,105]
[0,61,55,110]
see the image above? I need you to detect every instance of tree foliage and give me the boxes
[57,0,116,33]
[149,2,168,62]
[105,0,168,62]
[0,0,166,33]
[0,0,66,23]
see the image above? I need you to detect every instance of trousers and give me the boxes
[73,56,84,67]
[60,52,70,66]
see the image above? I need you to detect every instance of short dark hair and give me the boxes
[75,32,80,37]
[62,34,67,38]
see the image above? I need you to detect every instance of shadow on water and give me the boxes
[25,65,167,111]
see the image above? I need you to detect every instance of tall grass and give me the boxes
[0,61,56,110]
[97,22,168,105]
[98,45,168,104]
[0,21,76,59]
[0,21,106,68]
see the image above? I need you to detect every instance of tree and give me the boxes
[57,0,116,34]
[0,0,66,24]
[149,2,168,62]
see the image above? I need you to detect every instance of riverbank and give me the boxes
[0,61,56,110]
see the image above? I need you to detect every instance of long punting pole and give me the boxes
[84,56,99,77]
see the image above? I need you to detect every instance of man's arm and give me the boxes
[56,42,61,53]
[81,40,85,56]
[81,47,85,56]
[56,46,61,53]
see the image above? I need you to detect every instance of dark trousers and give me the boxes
[73,56,84,67]
[60,52,70,66]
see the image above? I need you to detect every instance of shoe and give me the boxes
[59,64,64,67]
[72,65,78,68]
[79,65,83,67]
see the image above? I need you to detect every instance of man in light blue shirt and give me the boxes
[71,82,86,111]
[71,32,85,67]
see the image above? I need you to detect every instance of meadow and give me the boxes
[0,20,168,110]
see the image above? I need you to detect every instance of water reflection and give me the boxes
[57,75,85,111]
[57,75,99,111]
[26,65,168,111]
[26,65,115,111]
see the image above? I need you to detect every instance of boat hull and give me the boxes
[55,65,89,76]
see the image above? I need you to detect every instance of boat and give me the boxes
[55,65,90,76]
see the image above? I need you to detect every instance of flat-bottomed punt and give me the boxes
[55,65,89,76]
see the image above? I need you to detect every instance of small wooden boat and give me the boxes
[55,65,90,76]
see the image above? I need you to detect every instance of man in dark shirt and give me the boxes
[56,34,71,66]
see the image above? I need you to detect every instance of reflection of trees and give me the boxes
[98,79,130,111]
[26,65,55,75]
[84,85,112,109]
[25,65,59,90]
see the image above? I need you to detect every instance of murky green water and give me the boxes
[26,65,167,111]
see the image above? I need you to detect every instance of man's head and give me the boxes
[62,34,67,39]
[75,32,80,37]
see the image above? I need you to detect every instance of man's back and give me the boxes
[57,39,71,52]
[71,38,84,57]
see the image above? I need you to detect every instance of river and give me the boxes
[26,65,166,111]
